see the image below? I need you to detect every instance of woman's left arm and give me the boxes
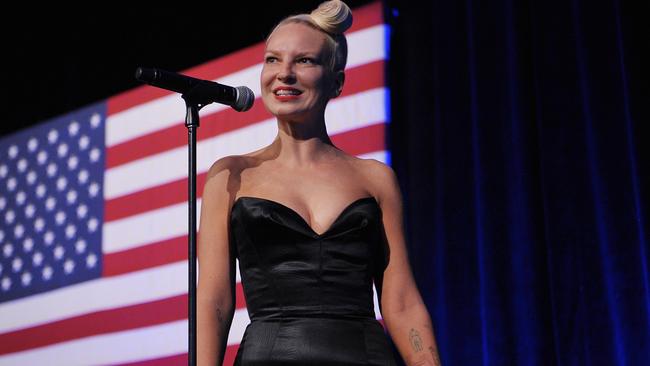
[369,161,442,366]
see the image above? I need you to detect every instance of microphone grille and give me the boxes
[234,86,255,112]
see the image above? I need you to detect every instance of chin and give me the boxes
[274,111,308,122]
[263,100,325,122]
[266,104,306,119]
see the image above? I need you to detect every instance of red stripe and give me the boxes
[0,295,187,355]
[106,1,383,116]
[342,60,385,96]
[235,281,247,309]
[103,171,204,222]
[224,344,240,366]
[105,125,386,222]
[348,2,383,33]
[103,236,187,277]
[106,60,385,168]
[331,123,386,157]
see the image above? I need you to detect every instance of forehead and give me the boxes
[265,22,328,54]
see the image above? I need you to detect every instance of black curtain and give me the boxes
[385,0,649,364]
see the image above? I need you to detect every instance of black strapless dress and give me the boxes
[230,196,396,365]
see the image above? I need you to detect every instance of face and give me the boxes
[261,22,341,121]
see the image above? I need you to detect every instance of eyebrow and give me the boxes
[264,50,321,58]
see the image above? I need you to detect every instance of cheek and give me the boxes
[310,74,333,97]
[302,71,329,92]
[260,69,275,97]
[260,67,272,86]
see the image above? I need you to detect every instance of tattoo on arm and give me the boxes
[409,328,423,352]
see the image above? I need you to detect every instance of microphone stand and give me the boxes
[135,67,252,365]
[181,86,211,366]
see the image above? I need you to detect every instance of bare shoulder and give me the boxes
[354,157,401,205]
[357,158,397,180]
[206,155,243,179]
[204,156,243,186]
[202,155,253,202]
[206,143,272,181]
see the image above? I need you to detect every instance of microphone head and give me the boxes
[233,86,255,112]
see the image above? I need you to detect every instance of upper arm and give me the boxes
[197,156,240,309]
[367,160,424,315]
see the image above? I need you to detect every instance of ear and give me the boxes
[332,70,345,98]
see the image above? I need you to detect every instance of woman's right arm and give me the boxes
[197,158,238,366]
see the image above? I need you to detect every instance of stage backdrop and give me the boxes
[0,2,389,365]
[387,0,648,365]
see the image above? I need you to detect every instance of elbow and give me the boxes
[381,290,425,316]
[215,296,236,318]
[197,289,236,318]
[381,292,430,324]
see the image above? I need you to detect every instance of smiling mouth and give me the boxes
[273,88,302,96]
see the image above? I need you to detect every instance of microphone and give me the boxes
[134,67,255,112]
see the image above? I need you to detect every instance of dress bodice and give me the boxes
[230,195,387,321]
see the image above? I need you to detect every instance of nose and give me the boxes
[277,62,296,83]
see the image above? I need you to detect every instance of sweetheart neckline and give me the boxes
[231,195,378,237]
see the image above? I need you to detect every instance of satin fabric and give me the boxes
[230,196,396,365]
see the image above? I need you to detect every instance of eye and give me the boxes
[297,57,316,64]
[265,56,278,63]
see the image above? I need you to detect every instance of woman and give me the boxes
[197,1,441,365]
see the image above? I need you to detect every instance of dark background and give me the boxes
[0,1,375,138]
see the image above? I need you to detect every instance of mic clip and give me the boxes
[181,81,228,110]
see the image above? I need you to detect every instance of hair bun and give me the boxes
[309,0,353,35]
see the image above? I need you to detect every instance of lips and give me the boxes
[273,86,302,97]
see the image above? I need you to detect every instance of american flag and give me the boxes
[0,2,388,365]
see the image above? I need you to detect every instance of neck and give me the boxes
[271,115,337,168]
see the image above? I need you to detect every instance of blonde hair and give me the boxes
[267,0,353,73]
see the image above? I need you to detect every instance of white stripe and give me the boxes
[0,320,188,366]
[346,25,388,71]
[103,200,200,254]
[358,150,389,163]
[104,88,387,200]
[325,89,388,135]
[106,24,387,147]
[227,307,251,346]
[0,261,187,333]
[373,283,382,319]
[106,93,188,148]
